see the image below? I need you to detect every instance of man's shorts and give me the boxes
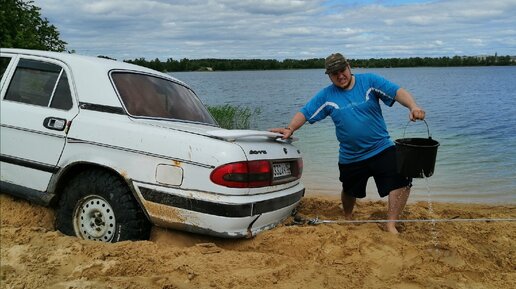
[338,146,412,198]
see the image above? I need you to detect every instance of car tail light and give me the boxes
[295,158,303,178]
[210,160,272,188]
[210,159,303,188]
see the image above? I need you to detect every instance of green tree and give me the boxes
[0,0,66,51]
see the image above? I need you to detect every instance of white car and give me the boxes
[0,48,304,242]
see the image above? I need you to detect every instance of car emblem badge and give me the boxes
[283,148,288,154]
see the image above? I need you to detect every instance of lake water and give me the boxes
[172,67,516,204]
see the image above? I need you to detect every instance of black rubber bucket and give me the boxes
[395,120,439,178]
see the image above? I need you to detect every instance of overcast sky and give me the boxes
[35,0,516,61]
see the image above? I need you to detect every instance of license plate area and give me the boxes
[272,162,292,179]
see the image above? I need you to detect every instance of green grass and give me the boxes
[207,104,261,129]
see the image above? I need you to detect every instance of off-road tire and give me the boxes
[55,170,151,242]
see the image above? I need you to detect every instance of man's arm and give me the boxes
[395,88,426,121]
[270,112,307,139]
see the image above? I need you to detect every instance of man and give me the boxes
[271,53,425,234]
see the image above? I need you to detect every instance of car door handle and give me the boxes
[43,117,67,131]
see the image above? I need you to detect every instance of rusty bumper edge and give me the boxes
[138,187,305,218]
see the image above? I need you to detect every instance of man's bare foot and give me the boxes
[385,222,400,234]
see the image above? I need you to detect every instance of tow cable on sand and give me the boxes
[292,215,516,226]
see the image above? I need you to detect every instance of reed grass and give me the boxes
[207,104,260,129]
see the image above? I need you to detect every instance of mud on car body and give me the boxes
[0,48,304,242]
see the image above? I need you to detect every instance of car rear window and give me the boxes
[112,72,216,125]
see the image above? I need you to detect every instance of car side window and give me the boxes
[4,58,73,110]
[50,72,73,110]
[1,56,11,79]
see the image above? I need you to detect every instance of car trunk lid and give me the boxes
[206,129,303,188]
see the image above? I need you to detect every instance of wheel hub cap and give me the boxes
[74,195,116,242]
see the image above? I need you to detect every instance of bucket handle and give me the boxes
[402,119,432,139]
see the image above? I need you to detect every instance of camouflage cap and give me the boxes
[324,53,348,74]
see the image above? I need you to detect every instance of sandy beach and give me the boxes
[1,193,514,289]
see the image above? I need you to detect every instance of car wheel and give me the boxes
[55,170,151,242]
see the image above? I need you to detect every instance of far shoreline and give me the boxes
[125,55,516,73]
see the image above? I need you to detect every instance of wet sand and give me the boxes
[1,193,515,289]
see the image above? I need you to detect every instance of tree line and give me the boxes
[124,55,514,72]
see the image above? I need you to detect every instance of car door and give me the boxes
[0,54,78,192]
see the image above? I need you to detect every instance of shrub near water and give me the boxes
[207,104,260,129]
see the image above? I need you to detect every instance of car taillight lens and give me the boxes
[296,158,303,178]
[210,160,272,188]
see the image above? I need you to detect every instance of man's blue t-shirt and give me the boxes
[300,73,400,164]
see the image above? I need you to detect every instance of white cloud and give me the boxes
[33,0,516,60]
[467,38,485,46]
[221,0,323,15]
[406,15,433,26]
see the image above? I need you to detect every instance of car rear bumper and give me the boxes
[132,181,305,238]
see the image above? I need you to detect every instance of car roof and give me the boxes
[1,48,190,107]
